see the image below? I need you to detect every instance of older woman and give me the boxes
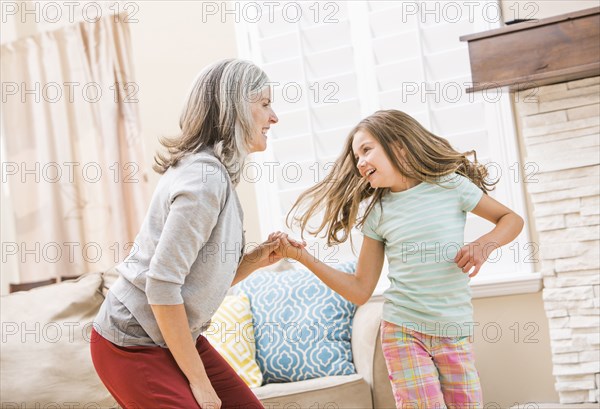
[90,59,296,409]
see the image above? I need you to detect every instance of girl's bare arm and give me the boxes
[283,236,385,305]
[455,194,525,277]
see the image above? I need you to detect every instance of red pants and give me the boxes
[90,328,264,409]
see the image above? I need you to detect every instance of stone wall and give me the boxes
[514,77,600,404]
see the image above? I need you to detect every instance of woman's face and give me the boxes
[248,87,278,153]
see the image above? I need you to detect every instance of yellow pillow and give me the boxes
[203,292,263,388]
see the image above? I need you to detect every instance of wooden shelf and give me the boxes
[460,7,600,93]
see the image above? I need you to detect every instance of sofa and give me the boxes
[0,270,395,409]
[252,295,395,409]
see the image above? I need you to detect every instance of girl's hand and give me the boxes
[243,234,282,270]
[270,232,307,261]
[269,231,306,249]
[274,236,306,261]
[243,231,306,270]
[454,240,498,278]
[190,381,221,409]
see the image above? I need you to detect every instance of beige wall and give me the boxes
[474,292,559,406]
[129,1,262,245]
[129,1,236,188]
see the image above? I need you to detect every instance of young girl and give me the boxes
[279,110,524,409]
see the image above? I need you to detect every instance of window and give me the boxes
[236,1,537,295]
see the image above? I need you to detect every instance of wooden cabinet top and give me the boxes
[460,7,600,92]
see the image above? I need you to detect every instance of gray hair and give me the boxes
[153,59,270,185]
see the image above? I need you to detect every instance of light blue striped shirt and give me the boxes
[362,173,484,337]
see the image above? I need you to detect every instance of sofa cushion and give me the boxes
[0,272,118,408]
[202,291,263,388]
[254,374,372,409]
[238,260,357,384]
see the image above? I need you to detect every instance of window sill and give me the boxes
[470,272,543,299]
[371,272,543,301]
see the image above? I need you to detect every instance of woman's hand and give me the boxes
[270,231,306,253]
[273,235,307,261]
[233,231,305,286]
[243,231,306,270]
[190,381,221,409]
[454,240,499,278]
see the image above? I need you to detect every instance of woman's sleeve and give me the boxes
[146,165,226,305]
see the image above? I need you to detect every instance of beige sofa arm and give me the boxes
[351,298,383,382]
[351,297,396,409]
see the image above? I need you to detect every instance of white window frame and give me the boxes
[234,0,542,298]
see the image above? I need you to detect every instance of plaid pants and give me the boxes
[380,320,483,409]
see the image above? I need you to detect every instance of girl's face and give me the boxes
[248,87,278,153]
[352,129,407,190]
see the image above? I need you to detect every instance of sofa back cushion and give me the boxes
[202,291,263,388]
[0,272,117,408]
[238,261,357,384]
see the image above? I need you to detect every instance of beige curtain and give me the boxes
[1,13,149,283]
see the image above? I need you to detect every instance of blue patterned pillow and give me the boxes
[238,260,357,384]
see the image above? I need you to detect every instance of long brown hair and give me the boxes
[153,59,269,185]
[286,110,497,246]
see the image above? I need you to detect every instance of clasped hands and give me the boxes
[242,231,306,270]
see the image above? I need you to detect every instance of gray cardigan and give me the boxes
[93,150,245,348]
